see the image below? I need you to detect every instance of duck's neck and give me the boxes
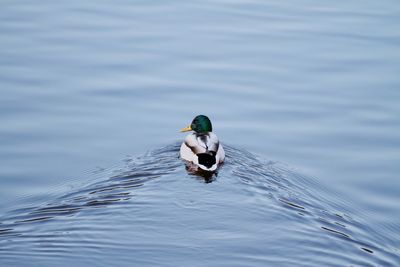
[195,132,210,137]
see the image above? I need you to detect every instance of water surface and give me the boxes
[0,1,399,266]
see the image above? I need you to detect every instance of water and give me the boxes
[0,1,399,266]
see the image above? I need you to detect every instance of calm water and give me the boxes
[1,1,399,266]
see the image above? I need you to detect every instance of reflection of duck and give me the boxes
[180,115,225,172]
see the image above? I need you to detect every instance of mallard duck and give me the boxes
[180,115,225,171]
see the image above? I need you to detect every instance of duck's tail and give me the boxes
[197,152,217,171]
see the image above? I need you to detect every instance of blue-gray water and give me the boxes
[1,1,399,266]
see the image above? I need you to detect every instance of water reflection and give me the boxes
[184,162,220,183]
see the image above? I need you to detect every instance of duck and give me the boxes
[180,115,225,172]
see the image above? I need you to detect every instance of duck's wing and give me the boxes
[180,141,196,162]
[206,132,224,163]
[216,144,225,163]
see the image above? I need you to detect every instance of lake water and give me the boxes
[0,1,399,266]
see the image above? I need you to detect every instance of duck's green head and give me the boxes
[180,115,212,133]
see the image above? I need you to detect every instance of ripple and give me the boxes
[0,143,398,266]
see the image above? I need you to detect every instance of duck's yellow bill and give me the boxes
[180,125,192,132]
